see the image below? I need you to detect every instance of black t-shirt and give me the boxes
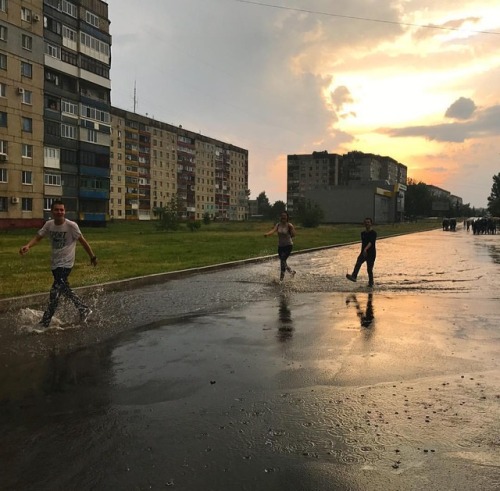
[361,229,377,255]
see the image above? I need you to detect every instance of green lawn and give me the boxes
[0,219,440,299]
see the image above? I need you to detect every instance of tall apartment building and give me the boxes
[0,0,111,229]
[0,0,44,227]
[287,150,408,223]
[109,108,249,221]
[287,151,341,212]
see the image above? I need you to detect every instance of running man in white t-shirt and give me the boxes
[19,200,98,327]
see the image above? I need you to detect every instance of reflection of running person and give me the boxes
[346,293,374,327]
[346,217,377,287]
[19,200,97,328]
[264,211,297,281]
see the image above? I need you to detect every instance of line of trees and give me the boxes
[405,178,491,218]
[256,191,324,227]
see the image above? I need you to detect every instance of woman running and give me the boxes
[264,211,297,281]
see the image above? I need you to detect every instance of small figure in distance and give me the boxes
[346,217,377,288]
[264,211,297,282]
[19,200,98,328]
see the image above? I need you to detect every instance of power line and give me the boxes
[233,0,500,35]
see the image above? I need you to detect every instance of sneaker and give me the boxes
[290,270,296,277]
[346,274,357,282]
[80,308,93,323]
[38,320,50,328]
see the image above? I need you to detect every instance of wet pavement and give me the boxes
[1,227,500,490]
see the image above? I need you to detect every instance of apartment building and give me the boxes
[0,0,111,229]
[0,0,45,227]
[287,150,408,223]
[110,108,249,221]
[287,151,341,213]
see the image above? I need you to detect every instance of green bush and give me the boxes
[187,220,202,232]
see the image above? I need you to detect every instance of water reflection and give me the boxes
[346,293,375,328]
[277,292,294,341]
[488,244,500,264]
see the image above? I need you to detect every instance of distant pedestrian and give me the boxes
[264,211,297,281]
[346,217,377,287]
[19,200,97,327]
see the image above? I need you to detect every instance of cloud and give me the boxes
[445,97,476,120]
[329,86,354,112]
[379,104,500,142]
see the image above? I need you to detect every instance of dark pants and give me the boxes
[278,245,293,280]
[41,267,87,325]
[351,253,376,285]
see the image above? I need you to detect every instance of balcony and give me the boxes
[79,188,109,200]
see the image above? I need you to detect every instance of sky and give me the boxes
[107,0,500,208]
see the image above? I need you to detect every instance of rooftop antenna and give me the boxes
[133,80,137,113]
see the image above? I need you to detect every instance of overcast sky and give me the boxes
[107,0,500,208]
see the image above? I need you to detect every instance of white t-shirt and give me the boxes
[38,219,82,269]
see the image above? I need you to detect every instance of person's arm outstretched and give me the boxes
[264,224,278,237]
[19,234,43,255]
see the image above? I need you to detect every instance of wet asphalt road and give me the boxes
[1,226,500,490]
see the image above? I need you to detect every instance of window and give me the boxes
[61,49,77,66]
[21,61,32,78]
[80,32,110,57]
[0,25,7,41]
[46,43,60,59]
[22,143,33,158]
[0,53,6,70]
[44,16,61,35]
[21,8,32,22]
[62,26,77,43]
[81,104,110,123]
[44,198,56,211]
[0,140,7,154]
[45,173,61,186]
[85,11,99,27]
[45,70,59,85]
[22,34,32,51]
[22,170,32,184]
[21,197,32,211]
[61,0,77,18]
[0,82,5,97]
[61,100,78,116]
[44,147,60,159]
[61,124,76,139]
[0,197,7,211]
[21,89,32,105]
[0,111,6,127]
[0,168,7,182]
[0,0,6,13]
[87,129,98,143]
[46,96,59,111]
[22,117,32,132]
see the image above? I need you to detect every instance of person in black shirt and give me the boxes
[346,217,377,287]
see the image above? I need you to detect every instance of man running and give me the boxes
[19,200,98,327]
[346,217,377,288]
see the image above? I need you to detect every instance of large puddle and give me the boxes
[1,228,500,490]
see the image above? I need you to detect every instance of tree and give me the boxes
[487,173,500,216]
[405,179,433,218]
[297,200,324,228]
[256,191,272,218]
[202,212,211,225]
[154,196,181,231]
[270,200,287,219]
